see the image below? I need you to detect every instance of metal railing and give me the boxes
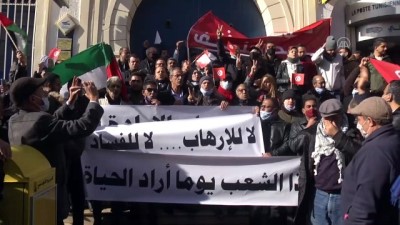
[0,0,36,81]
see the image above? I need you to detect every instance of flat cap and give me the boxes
[10,77,46,107]
[349,97,392,121]
[319,98,342,117]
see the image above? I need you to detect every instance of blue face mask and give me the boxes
[315,87,324,94]
[260,110,273,120]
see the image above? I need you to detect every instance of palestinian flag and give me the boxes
[50,43,127,98]
[369,59,400,83]
[0,12,28,53]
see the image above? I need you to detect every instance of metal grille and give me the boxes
[0,0,36,81]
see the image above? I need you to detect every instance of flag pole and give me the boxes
[0,21,20,51]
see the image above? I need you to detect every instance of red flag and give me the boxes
[292,73,305,85]
[213,67,226,80]
[48,48,61,61]
[369,59,400,83]
[195,50,212,69]
[188,15,330,56]
[187,11,248,51]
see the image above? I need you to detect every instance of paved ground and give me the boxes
[64,205,295,225]
[63,205,254,225]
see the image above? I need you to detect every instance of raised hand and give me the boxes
[255,39,264,49]
[83,80,99,102]
[216,25,223,39]
[68,76,83,105]
[236,54,242,69]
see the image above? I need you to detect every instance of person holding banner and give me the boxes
[8,76,104,225]
[99,76,130,105]
[231,83,258,106]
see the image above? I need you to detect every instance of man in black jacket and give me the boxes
[259,97,291,157]
[8,77,104,225]
[382,80,400,130]
[291,99,361,225]
[342,97,400,225]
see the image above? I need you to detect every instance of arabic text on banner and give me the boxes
[100,105,254,126]
[82,149,300,206]
[89,113,264,157]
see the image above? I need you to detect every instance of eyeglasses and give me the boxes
[146,88,156,93]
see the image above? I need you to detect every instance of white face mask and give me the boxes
[200,88,213,96]
[219,80,232,90]
[315,87,324,94]
[260,110,273,120]
[352,89,359,97]
[41,96,50,112]
[284,104,296,112]
[356,121,368,138]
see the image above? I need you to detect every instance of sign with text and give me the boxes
[100,105,254,126]
[89,114,263,157]
[82,150,300,206]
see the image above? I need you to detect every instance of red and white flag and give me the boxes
[195,50,212,69]
[292,73,305,85]
[48,48,61,61]
[213,67,226,80]
[369,59,400,83]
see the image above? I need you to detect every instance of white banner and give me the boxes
[82,149,300,206]
[100,105,254,126]
[88,113,264,157]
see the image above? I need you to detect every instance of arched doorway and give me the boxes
[129,0,265,59]
[102,0,316,55]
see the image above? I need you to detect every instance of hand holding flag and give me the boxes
[213,67,226,80]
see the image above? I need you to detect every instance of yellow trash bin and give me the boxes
[0,145,56,225]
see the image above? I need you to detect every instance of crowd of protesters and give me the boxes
[0,31,400,225]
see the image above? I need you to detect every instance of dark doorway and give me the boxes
[130,0,266,59]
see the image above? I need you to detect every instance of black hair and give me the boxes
[302,94,317,108]
[389,80,400,105]
[373,38,387,49]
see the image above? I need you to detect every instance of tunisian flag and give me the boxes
[369,59,400,83]
[213,67,226,80]
[292,73,305,85]
[187,11,331,55]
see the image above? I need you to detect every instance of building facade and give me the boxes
[31,0,318,71]
[4,0,399,78]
